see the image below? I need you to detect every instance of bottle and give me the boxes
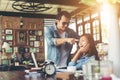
[11,52,16,65]
[14,56,19,66]
[11,52,20,66]
[100,60,113,80]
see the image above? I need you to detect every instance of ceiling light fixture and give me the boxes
[12,1,52,13]
[20,17,23,28]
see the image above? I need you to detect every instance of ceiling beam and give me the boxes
[0,11,56,19]
[70,4,89,17]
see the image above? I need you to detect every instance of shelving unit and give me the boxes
[0,16,45,62]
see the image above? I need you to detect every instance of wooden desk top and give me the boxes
[0,71,55,80]
[0,71,26,80]
[56,72,75,80]
[0,71,83,80]
[56,72,83,80]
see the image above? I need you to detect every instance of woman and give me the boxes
[68,34,99,70]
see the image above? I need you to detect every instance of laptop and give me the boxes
[31,52,41,70]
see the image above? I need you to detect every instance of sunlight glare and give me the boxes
[100,3,111,25]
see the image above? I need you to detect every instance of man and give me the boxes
[45,11,79,67]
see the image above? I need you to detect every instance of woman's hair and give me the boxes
[56,11,71,20]
[80,34,99,60]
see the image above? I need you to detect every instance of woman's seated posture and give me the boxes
[68,34,99,70]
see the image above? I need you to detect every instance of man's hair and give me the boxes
[56,11,71,20]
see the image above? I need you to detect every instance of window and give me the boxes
[77,12,101,44]
[78,25,83,35]
[85,22,91,34]
[92,20,100,41]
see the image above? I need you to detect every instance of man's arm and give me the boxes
[55,38,78,45]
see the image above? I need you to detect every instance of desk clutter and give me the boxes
[24,70,56,80]
[0,54,120,80]
[82,59,120,80]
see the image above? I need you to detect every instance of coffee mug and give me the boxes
[67,66,76,73]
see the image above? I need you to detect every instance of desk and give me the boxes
[0,71,55,80]
[56,72,74,80]
[0,71,26,80]
[56,72,83,80]
[0,71,83,80]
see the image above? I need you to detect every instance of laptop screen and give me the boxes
[31,52,38,68]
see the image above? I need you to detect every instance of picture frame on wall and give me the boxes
[6,47,13,53]
[5,35,13,40]
[36,48,39,52]
[29,36,36,41]
[5,29,13,34]
[29,30,35,35]
[38,30,42,36]
[14,47,18,53]
[16,30,27,46]
[34,41,39,47]
[30,41,34,47]
[30,48,36,53]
